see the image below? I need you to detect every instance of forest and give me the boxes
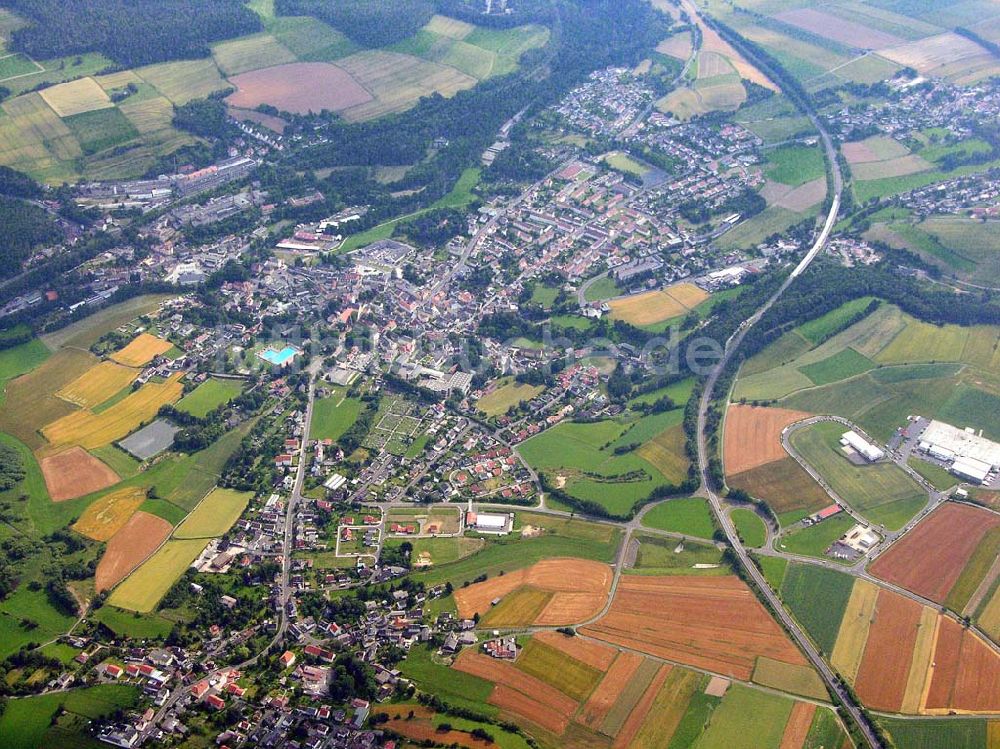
[0,197,62,279]
[6,0,262,68]
[276,0,436,48]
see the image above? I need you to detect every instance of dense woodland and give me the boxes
[276,0,437,47]
[7,0,261,68]
[0,197,62,279]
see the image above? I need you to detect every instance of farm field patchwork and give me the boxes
[870,502,1000,607]
[107,538,208,611]
[455,557,612,626]
[581,574,807,680]
[723,404,812,475]
[727,456,831,516]
[95,510,173,592]
[55,361,138,408]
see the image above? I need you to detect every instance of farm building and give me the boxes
[839,524,879,553]
[840,430,884,462]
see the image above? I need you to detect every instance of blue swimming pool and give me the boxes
[260,346,297,366]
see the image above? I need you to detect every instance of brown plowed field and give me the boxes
[226,62,374,115]
[578,652,644,729]
[724,404,812,475]
[870,502,1000,604]
[95,511,172,592]
[490,685,569,734]
[454,649,578,725]
[40,446,119,501]
[581,576,805,680]
[454,558,612,624]
[728,457,831,514]
[926,618,1000,713]
[779,701,816,749]
[611,664,671,749]
[534,630,617,670]
[854,589,922,711]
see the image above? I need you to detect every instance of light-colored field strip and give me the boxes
[901,606,939,714]
[831,579,879,684]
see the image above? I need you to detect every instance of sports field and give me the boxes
[173,487,252,539]
[107,538,207,611]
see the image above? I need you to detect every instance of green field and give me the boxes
[780,563,854,655]
[108,538,208,612]
[790,421,925,530]
[756,554,788,590]
[731,508,766,548]
[583,275,621,302]
[310,390,362,441]
[175,378,245,418]
[173,487,252,539]
[764,144,826,187]
[630,533,727,575]
[0,685,139,749]
[641,497,716,539]
[694,684,794,749]
[519,416,674,516]
[777,514,855,560]
[477,378,543,417]
[878,716,989,749]
[0,338,50,406]
[798,348,874,386]
[0,585,77,659]
[397,644,497,715]
[89,604,174,639]
[796,297,877,345]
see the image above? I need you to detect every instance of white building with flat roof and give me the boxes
[919,420,1000,484]
[840,430,884,462]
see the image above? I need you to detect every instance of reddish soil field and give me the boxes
[385,711,492,748]
[490,685,569,734]
[870,503,1000,604]
[578,652,644,729]
[926,617,1000,713]
[773,8,902,49]
[40,446,119,501]
[226,62,373,115]
[534,630,617,670]
[95,511,172,592]
[780,701,816,749]
[454,558,612,622]
[581,576,805,680]
[454,649,578,724]
[854,589,922,711]
[611,664,671,749]
[724,405,811,475]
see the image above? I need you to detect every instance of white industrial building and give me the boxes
[918,420,1000,485]
[840,430,885,462]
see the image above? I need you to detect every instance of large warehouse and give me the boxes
[918,420,1000,484]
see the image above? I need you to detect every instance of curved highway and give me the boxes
[694,106,883,748]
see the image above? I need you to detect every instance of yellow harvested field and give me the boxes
[751,657,828,701]
[42,374,183,449]
[56,361,139,408]
[71,486,147,541]
[108,538,207,612]
[39,77,113,117]
[173,487,253,539]
[136,58,229,105]
[110,332,172,366]
[879,32,990,76]
[426,14,475,40]
[94,70,143,92]
[831,579,879,684]
[608,282,709,326]
[902,606,938,714]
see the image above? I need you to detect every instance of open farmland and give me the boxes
[789,420,926,529]
[39,446,119,501]
[879,32,998,82]
[723,404,812,474]
[70,486,146,541]
[107,538,207,611]
[607,282,709,326]
[109,332,172,366]
[173,487,252,539]
[226,62,373,114]
[56,361,138,408]
[870,502,1000,607]
[774,8,903,49]
[515,637,603,701]
[727,456,831,516]
[41,374,184,450]
[95,511,174,593]
[582,574,808,680]
[455,557,612,626]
